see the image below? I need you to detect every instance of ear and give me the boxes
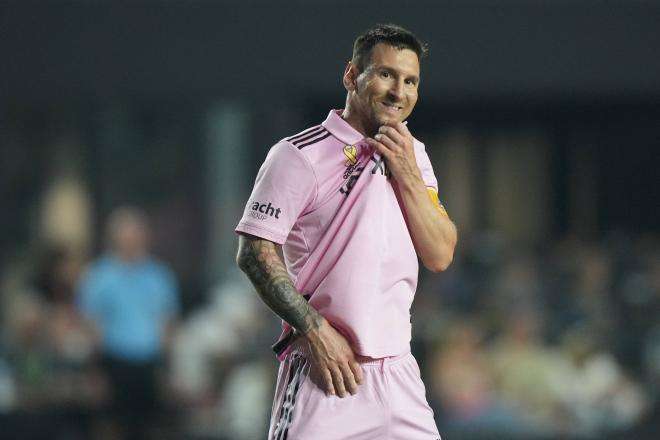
[343,61,358,92]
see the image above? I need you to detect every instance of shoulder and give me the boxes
[412,136,433,161]
[281,124,333,151]
[140,259,177,293]
[78,255,116,294]
[262,123,336,174]
[145,258,174,279]
[85,255,115,278]
[412,136,427,152]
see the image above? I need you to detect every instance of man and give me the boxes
[78,207,179,439]
[236,24,457,439]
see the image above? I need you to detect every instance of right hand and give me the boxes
[303,317,363,398]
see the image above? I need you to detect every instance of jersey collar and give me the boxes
[322,109,365,146]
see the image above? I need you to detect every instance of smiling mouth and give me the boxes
[381,102,403,111]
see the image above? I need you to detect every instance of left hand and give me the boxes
[366,122,423,183]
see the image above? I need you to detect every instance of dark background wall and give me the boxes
[2,0,660,100]
[2,0,660,267]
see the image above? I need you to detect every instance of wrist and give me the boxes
[299,311,325,338]
[301,314,328,342]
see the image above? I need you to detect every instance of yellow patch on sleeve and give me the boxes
[427,188,449,218]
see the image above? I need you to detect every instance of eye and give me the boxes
[405,79,417,87]
[380,71,390,78]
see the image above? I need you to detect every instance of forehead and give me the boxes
[367,43,420,76]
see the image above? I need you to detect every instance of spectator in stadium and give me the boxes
[77,206,179,440]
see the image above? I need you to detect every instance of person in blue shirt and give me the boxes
[78,206,179,439]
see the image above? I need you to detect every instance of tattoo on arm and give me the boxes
[236,235,323,335]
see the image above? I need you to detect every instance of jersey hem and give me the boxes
[351,341,412,359]
[235,223,287,244]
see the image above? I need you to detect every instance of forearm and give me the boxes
[236,234,323,334]
[366,123,457,271]
[395,174,457,272]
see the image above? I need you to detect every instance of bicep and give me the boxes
[236,233,286,277]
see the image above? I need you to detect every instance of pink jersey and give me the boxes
[236,109,439,359]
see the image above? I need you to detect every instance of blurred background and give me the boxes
[1,0,659,439]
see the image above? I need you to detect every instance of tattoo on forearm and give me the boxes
[237,236,322,335]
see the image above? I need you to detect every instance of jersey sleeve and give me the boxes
[235,141,317,244]
[414,139,438,191]
[415,139,450,217]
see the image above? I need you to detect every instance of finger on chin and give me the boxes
[367,139,388,156]
[377,127,405,145]
[381,120,407,137]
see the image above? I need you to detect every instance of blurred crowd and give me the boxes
[1,201,659,439]
[414,231,660,439]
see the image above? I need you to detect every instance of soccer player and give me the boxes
[236,24,457,439]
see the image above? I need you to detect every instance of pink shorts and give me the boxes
[268,342,441,440]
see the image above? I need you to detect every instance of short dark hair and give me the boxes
[351,24,428,71]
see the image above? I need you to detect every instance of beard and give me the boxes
[369,102,409,129]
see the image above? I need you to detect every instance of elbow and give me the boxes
[236,254,244,272]
[426,224,458,272]
[424,242,456,273]
[425,253,453,273]
[235,244,251,274]
[236,251,249,274]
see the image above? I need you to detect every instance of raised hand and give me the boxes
[366,122,423,184]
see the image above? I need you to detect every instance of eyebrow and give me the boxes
[377,65,420,83]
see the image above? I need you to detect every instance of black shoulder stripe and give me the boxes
[290,127,328,146]
[297,131,332,149]
[286,125,323,143]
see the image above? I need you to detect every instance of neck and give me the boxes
[342,99,377,138]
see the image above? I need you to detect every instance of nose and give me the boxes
[388,79,405,101]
